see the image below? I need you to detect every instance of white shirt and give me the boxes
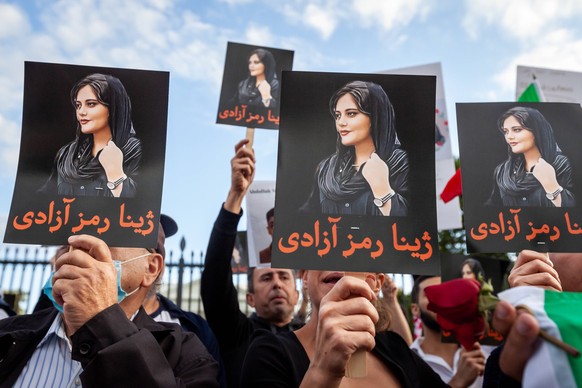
[410,337,484,388]
[14,314,83,388]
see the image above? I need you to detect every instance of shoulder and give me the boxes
[0,307,57,332]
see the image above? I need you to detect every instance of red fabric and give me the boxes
[440,167,462,203]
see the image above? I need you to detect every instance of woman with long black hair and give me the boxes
[485,106,574,207]
[231,48,279,108]
[300,80,409,216]
[41,73,141,198]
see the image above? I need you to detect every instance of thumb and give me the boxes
[67,234,113,264]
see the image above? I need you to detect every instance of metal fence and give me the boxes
[0,240,251,317]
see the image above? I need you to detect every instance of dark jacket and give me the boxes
[0,305,219,387]
[153,293,227,388]
[241,329,448,387]
[201,206,301,388]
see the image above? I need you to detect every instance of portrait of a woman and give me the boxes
[485,106,575,207]
[40,73,142,198]
[300,80,409,216]
[231,48,279,109]
[460,258,485,282]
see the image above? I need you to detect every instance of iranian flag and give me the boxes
[498,287,582,388]
[517,75,546,102]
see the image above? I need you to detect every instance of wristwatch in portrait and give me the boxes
[373,191,396,207]
[545,186,563,201]
[107,174,127,190]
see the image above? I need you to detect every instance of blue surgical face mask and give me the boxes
[43,252,151,313]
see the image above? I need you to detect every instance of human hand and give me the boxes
[492,301,540,382]
[361,153,391,197]
[257,80,272,100]
[508,250,562,291]
[98,140,125,180]
[531,157,558,192]
[225,139,255,213]
[448,342,486,388]
[52,235,118,335]
[311,276,378,380]
[381,275,399,304]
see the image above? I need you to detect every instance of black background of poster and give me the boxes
[272,71,439,275]
[216,41,294,130]
[457,102,582,253]
[4,61,169,248]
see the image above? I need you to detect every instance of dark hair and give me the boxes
[498,106,558,163]
[265,207,275,222]
[71,73,136,151]
[329,81,399,165]
[311,80,402,203]
[461,258,485,281]
[248,48,277,83]
[247,267,297,294]
[411,275,435,304]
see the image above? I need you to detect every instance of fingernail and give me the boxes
[516,316,534,336]
[495,302,509,319]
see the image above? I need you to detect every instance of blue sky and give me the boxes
[2,0,582,256]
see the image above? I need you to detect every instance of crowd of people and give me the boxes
[0,137,578,387]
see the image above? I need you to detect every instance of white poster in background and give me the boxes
[383,62,462,230]
[246,180,276,268]
[516,65,582,103]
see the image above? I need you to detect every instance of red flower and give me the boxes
[425,277,580,357]
[424,278,485,350]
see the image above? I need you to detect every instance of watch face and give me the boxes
[373,198,383,207]
[107,182,115,190]
[546,193,554,200]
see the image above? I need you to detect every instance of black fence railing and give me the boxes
[0,240,251,317]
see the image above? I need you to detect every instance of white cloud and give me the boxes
[352,0,429,31]
[303,4,337,40]
[245,24,274,46]
[0,3,30,39]
[463,0,582,41]
[492,29,582,96]
[279,0,429,40]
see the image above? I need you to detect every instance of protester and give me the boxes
[201,138,301,388]
[379,274,414,345]
[0,234,219,387]
[241,271,448,387]
[410,275,486,387]
[142,213,227,387]
[485,250,582,385]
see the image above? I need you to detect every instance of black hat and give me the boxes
[156,214,178,258]
[160,214,178,238]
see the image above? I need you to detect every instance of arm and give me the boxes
[240,330,302,387]
[73,305,219,387]
[380,276,412,345]
[362,153,394,216]
[448,342,486,388]
[201,139,256,351]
